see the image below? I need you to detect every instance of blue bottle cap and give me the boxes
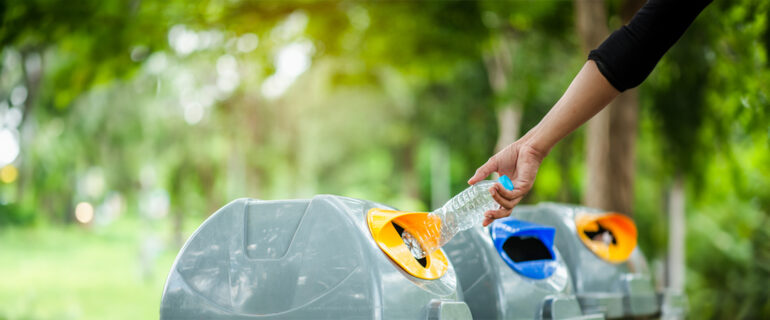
[498,175,514,191]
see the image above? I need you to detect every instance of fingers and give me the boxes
[490,186,516,209]
[482,206,514,226]
[468,157,497,185]
[483,184,525,226]
[493,183,524,201]
[490,183,527,208]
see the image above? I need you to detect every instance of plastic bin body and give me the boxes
[160,195,470,320]
[443,218,603,320]
[659,288,688,320]
[511,203,659,319]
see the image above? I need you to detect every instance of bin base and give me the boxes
[577,293,624,319]
[426,300,472,320]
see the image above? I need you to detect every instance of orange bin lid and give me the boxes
[575,212,638,263]
[367,208,448,280]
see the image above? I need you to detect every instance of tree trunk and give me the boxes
[576,0,644,215]
[402,142,420,200]
[575,0,612,211]
[484,30,522,155]
[607,0,645,215]
[430,142,450,210]
[495,106,522,153]
[173,208,184,248]
[557,134,576,202]
[574,0,610,53]
[583,108,612,210]
[667,174,686,291]
[607,89,638,215]
[15,50,44,203]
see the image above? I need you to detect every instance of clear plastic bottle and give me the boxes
[403,175,514,259]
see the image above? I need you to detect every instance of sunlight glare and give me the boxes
[169,25,199,56]
[146,52,168,74]
[261,41,313,99]
[0,128,19,166]
[75,202,94,224]
[10,85,27,106]
[216,55,240,92]
[237,33,259,53]
[0,164,18,184]
[183,101,204,125]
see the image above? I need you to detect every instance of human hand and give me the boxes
[467,141,548,226]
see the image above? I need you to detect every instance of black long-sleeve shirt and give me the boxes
[588,0,713,92]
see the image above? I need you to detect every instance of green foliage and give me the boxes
[360,1,488,80]
[0,0,768,319]
[0,202,35,226]
[639,0,770,317]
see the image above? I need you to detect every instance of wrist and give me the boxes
[519,127,553,158]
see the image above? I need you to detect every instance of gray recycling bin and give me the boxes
[511,203,665,319]
[443,218,603,320]
[160,195,471,319]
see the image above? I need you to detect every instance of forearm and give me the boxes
[520,60,619,153]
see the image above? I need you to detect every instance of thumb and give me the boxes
[468,158,497,185]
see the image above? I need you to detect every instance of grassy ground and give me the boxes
[0,218,198,320]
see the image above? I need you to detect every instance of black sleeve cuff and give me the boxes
[586,0,712,93]
[588,51,626,92]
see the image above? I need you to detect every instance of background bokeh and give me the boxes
[0,0,768,319]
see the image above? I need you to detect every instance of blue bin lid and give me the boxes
[490,218,557,280]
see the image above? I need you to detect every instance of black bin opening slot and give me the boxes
[583,223,617,245]
[502,235,554,262]
[392,222,428,267]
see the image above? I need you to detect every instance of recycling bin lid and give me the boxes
[490,218,558,280]
[367,208,449,280]
[575,212,637,263]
